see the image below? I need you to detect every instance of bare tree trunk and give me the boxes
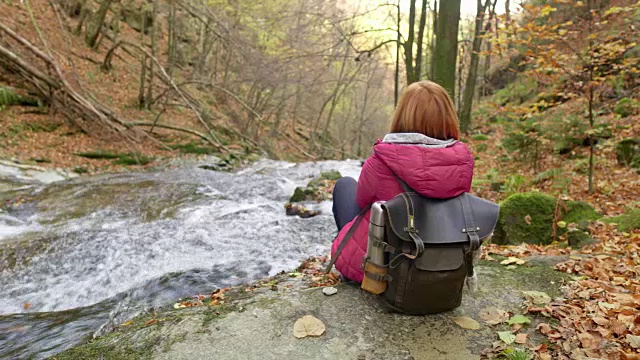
[460,0,496,133]
[433,0,461,98]
[74,0,89,35]
[145,0,158,109]
[394,0,401,105]
[404,0,416,84]
[414,0,428,81]
[138,12,148,108]
[429,0,438,79]
[167,0,176,77]
[85,0,113,48]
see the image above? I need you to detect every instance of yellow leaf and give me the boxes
[452,316,481,330]
[293,315,325,338]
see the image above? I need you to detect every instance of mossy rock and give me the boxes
[290,171,341,203]
[307,171,341,187]
[288,187,317,203]
[494,192,557,245]
[566,229,597,248]
[562,201,601,226]
[494,193,600,245]
[615,138,640,167]
[603,208,640,232]
[318,170,342,181]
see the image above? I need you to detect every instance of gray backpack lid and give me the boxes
[382,192,499,245]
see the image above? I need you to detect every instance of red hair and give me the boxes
[390,81,460,140]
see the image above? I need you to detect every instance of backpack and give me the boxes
[327,178,499,315]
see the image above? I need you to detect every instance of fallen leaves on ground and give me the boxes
[293,315,326,338]
[500,257,527,266]
[483,223,640,359]
[173,288,230,308]
[452,316,481,330]
[515,333,528,344]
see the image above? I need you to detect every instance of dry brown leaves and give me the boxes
[485,222,640,359]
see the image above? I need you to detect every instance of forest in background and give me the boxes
[1,0,640,358]
[0,0,638,198]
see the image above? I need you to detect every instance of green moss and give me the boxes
[615,138,640,167]
[471,134,489,141]
[495,193,600,245]
[318,170,342,181]
[74,150,121,160]
[494,192,557,245]
[169,142,217,155]
[603,208,640,232]
[289,187,317,203]
[0,86,41,107]
[614,97,639,118]
[477,258,570,299]
[562,201,601,225]
[113,154,153,166]
[566,229,596,248]
[73,151,153,166]
[492,76,538,106]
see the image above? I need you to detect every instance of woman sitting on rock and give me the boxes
[331,80,475,282]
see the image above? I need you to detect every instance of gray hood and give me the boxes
[382,133,456,148]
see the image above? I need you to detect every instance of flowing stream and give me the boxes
[0,159,362,359]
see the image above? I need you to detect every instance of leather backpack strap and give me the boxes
[394,174,413,193]
[325,204,372,274]
[460,193,481,277]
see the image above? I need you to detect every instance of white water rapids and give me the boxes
[0,158,362,359]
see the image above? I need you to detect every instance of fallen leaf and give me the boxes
[507,314,531,325]
[627,334,640,348]
[515,333,528,344]
[144,319,158,326]
[293,315,325,338]
[525,214,532,225]
[479,307,510,325]
[23,303,31,310]
[531,343,548,352]
[121,320,133,326]
[501,257,526,265]
[498,331,516,345]
[537,323,552,335]
[539,353,552,360]
[578,331,601,349]
[592,317,609,326]
[522,291,552,305]
[452,316,481,330]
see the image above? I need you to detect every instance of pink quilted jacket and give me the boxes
[330,135,475,282]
